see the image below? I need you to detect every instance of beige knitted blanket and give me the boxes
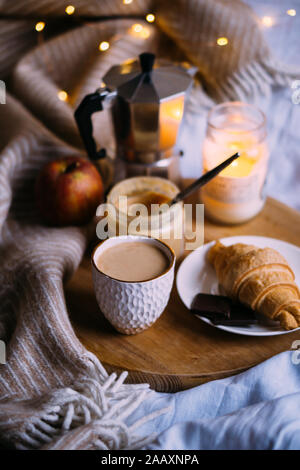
[0,0,298,450]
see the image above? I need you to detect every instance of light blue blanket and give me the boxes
[128,350,300,449]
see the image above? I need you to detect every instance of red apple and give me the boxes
[35,156,104,226]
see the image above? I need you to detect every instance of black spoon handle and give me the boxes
[169,152,240,206]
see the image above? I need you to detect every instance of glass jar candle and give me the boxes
[105,176,184,259]
[201,102,269,224]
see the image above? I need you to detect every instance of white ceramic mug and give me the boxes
[91,235,176,335]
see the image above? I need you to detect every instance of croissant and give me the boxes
[208,241,300,330]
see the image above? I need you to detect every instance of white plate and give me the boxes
[176,236,300,336]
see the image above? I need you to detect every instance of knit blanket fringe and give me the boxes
[1,354,170,450]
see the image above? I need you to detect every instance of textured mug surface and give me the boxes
[92,235,175,335]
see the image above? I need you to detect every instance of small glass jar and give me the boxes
[106,176,184,259]
[201,101,269,224]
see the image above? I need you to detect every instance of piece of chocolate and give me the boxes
[191,293,231,321]
[190,293,258,327]
[214,303,257,326]
[212,305,258,326]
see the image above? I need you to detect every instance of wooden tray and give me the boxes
[66,195,300,392]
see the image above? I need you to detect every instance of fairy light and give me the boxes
[146,13,155,23]
[57,90,68,101]
[140,28,150,39]
[132,24,143,33]
[261,16,274,27]
[217,37,228,46]
[65,5,75,15]
[286,9,296,16]
[123,0,133,3]
[130,24,150,39]
[35,22,45,32]
[99,41,110,51]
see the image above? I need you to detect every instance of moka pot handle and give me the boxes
[74,87,116,161]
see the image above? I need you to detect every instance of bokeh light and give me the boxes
[217,37,228,46]
[146,14,155,23]
[65,5,75,15]
[99,41,110,51]
[261,16,274,27]
[57,90,68,101]
[35,22,45,32]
